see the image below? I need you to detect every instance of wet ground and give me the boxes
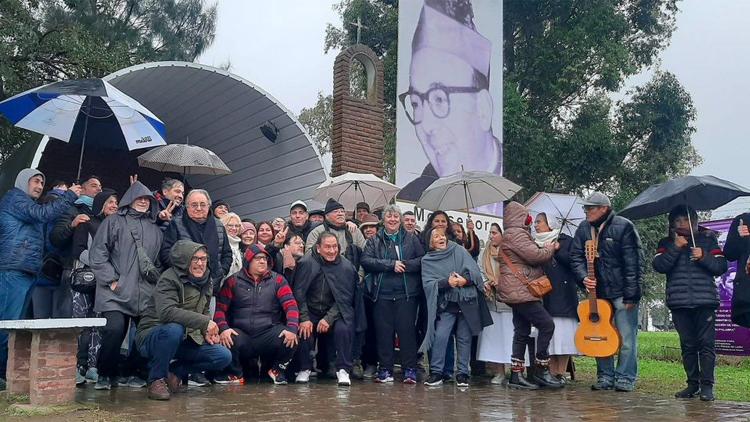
[76,378,750,421]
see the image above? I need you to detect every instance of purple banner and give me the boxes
[702,219,750,356]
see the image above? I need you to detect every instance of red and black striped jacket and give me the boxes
[214,269,299,335]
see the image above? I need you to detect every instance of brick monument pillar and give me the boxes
[330,44,385,177]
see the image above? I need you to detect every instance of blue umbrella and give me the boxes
[0,78,166,179]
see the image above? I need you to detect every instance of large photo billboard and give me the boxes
[395,0,503,217]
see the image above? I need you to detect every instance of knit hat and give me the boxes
[325,198,345,214]
[309,209,325,218]
[93,189,118,216]
[359,214,380,228]
[240,221,256,236]
[243,243,271,268]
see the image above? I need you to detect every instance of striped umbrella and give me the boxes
[0,78,166,179]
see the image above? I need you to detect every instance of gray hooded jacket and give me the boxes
[90,181,163,315]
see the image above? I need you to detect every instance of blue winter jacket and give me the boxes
[0,188,77,274]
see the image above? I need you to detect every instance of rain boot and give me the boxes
[508,359,538,390]
[532,358,564,389]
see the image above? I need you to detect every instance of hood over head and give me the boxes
[118,181,158,221]
[170,240,208,277]
[503,201,530,230]
[93,188,118,216]
[15,168,44,192]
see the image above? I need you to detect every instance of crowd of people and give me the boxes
[0,167,737,402]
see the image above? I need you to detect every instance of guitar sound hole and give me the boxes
[589,313,600,323]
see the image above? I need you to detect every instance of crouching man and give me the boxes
[294,232,361,386]
[213,244,299,385]
[136,240,232,400]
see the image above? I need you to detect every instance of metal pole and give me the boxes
[76,97,91,180]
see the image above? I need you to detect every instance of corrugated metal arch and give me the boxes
[99,61,327,220]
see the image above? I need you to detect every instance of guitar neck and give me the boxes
[587,261,599,313]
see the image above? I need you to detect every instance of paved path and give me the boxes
[78,379,750,421]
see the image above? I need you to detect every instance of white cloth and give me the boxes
[547,317,580,356]
[477,310,530,365]
[225,234,242,280]
[533,229,560,247]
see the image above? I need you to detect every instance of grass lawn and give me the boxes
[573,331,750,402]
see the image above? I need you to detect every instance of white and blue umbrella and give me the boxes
[0,78,166,178]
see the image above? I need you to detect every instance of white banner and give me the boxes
[396,0,503,217]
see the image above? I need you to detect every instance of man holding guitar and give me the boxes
[570,192,644,392]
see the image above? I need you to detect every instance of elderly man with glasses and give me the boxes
[397,0,502,216]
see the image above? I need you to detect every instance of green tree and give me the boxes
[0,0,217,161]
[298,92,333,156]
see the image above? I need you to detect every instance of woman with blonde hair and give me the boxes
[220,212,243,279]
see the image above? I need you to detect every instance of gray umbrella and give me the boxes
[416,169,522,215]
[137,144,231,176]
[619,175,750,244]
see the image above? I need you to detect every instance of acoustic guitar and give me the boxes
[574,239,620,357]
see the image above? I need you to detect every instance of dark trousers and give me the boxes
[353,299,378,366]
[31,280,72,318]
[98,311,143,378]
[139,323,231,382]
[672,307,716,386]
[374,297,418,371]
[226,326,297,376]
[299,313,353,372]
[510,302,555,361]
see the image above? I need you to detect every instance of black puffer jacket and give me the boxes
[361,227,425,301]
[724,213,750,327]
[653,230,726,310]
[542,233,580,318]
[571,211,644,304]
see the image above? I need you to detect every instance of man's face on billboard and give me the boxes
[408,48,492,177]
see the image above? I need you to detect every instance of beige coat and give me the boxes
[497,202,554,304]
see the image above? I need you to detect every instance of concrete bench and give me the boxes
[0,318,106,406]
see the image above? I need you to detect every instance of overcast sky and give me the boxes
[198,0,750,216]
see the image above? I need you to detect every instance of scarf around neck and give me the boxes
[533,229,560,247]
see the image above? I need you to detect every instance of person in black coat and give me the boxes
[361,204,425,384]
[534,213,581,381]
[653,206,727,401]
[723,212,750,329]
[570,192,643,392]
[292,232,363,386]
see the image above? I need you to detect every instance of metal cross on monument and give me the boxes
[349,16,368,44]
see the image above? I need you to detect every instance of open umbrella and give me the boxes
[526,192,586,237]
[137,143,231,176]
[0,79,166,179]
[416,169,522,216]
[620,175,750,243]
[314,172,400,211]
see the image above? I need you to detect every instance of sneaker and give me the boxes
[490,374,507,385]
[456,373,470,387]
[268,368,288,385]
[119,376,147,388]
[442,374,454,384]
[85,367,99,384]
[76,370,86,386]
[403,368,417,385]
[424,373,443,387]
[614,381,635,392]
[591,378,614,391]
[95,376,113,390]
[214,374,245,385]
[295,370,311,384]
[188,372,210,387]
[363,365,377,379]
[351,360,364,380]
[147,378,170,401]
[375,369,394,383]
[336,369,351,386]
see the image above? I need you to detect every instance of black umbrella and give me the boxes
[619,175,750,243]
